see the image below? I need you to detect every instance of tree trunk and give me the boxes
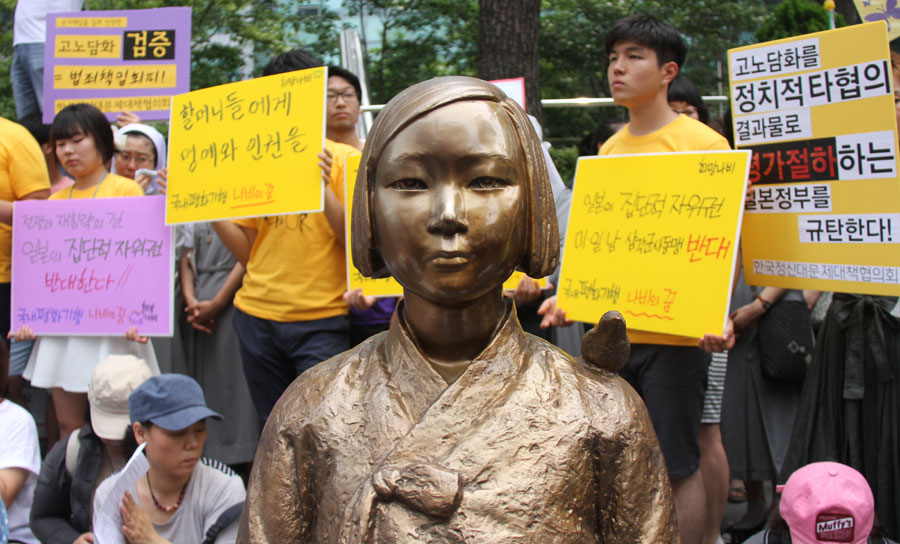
[834,0,860,25]
[477,0,542,122]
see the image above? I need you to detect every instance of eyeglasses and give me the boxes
[116,151,154,166]
[327,90,358,104]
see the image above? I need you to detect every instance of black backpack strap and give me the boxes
[202,501,244,544]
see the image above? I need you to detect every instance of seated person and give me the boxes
[31,355,151,544]
[93,374,245,544]
[0,340,40,544]
[744,462,897,544]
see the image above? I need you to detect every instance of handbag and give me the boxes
[756,299,814,384]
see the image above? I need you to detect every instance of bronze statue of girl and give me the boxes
[239,76,677,543]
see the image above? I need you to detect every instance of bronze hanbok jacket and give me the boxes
[238,305,678,543]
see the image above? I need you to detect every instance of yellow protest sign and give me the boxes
[729,23,900,295]
[502,271,548,292]
[557,151,750,339]
[344,153,403,296]
[167,67,327,224]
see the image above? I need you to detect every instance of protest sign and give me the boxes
[503,271,547,291]
[557,151,749,339]
[12,197,173,336]
[343,154,546,297]
[729,22,900,295]
[344,153,401,296]
[42,7,191,123]
[852,1,900,42]
[489,77,526,111]
[167,66,327,224]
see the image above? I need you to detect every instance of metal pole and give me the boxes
[360,95,730,113]
[824,0,836,30]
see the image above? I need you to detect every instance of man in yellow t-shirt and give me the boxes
[0,116,51,401]
[212,51,360,423]
[540,15,733,544]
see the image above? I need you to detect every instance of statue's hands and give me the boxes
[698,318,735,353]
[537,295,574,328]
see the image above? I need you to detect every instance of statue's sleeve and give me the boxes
[592,378,680,543]
[237,392,315,543]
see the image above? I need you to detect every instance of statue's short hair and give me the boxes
[351,76,559,280]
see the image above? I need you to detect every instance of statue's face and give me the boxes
[373,100,527,306]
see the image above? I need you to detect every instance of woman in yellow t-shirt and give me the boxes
[19,104,159,440]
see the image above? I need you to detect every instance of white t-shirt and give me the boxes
[93,458,245,544]
[13,0,84,45]
[0,400,41,544]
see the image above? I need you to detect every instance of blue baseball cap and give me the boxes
[128,374,222,431]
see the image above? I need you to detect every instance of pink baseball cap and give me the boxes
[780,462,874,544]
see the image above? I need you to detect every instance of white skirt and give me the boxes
[23,336,160,393]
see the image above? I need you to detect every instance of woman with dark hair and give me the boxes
[30,355,150,544]
[240,76,677,542]
[667,75,709,125]
[18,103,159,439]
[93,374,245,544]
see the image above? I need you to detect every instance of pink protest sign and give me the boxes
[12,197,173,336]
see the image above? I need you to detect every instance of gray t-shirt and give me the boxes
[93,458,245,544]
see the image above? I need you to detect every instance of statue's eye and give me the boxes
[389,178,427,191]
[469,177,508,190]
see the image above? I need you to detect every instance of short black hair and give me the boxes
[578,118,627,156]
[263,49,322,76]
[605,14,687,69]
[667,75,709,124]
[49,103,116,162]
[327,65,363,101]
[19,112,51,146]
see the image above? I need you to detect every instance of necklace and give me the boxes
[68,171,109,199]
[146,472,187,513]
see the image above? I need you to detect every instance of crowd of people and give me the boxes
[1,1,899,543]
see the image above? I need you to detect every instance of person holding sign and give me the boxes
[18,103,158,439]
[781,52,900,542]
[539,15,732,544]
[0,116,51,410]
[239,76,678,543]
[211,51,359,424]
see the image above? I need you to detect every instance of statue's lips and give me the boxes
[429,251,472,267]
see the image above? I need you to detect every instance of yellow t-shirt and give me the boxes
[233,139,360,322]
[0,118,51,282]
[48,173,145,200]
[599,114,731,346]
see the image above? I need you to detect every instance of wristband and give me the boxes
[757,295,772,312]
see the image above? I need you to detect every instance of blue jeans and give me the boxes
[232,308,349,423]
[11,43,45,119]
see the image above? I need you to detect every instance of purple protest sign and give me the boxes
[12,197,173,336]
[42,7,191,123]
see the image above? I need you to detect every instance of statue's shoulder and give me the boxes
[525,335,647,426]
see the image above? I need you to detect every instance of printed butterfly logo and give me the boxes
[865,0,900,31]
